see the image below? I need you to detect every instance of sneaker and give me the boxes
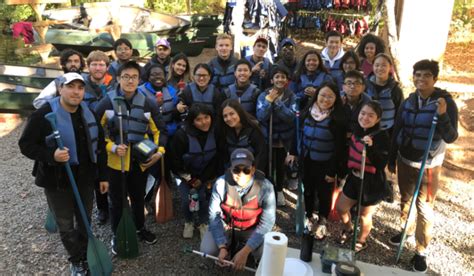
[411,253,428,273]
[97,209,108,225]
[277,191,286,207]
[314,217,328,240]
[110,236,117,255]
[183,222,194,239]
[389,233,413,246]
[198,224,208,240]
[137,228,157,245]
[287,179,298,191]
[70,261,88,276]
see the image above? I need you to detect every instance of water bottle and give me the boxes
[189,188,199,212]
[300,228,313,262]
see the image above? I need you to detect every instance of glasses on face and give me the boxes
[414,72,434,79]
[232,166,251,175]
[318,93,336,100]
[117,47,131,53]
[89,63,106,68]
[195,74,210,79]
[344,81,363,87]
[120,75,139,82]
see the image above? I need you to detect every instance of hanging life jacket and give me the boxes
[347,135,376,174]
[220,171,263,230]
[48,97,99,165]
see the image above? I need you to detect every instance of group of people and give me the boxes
[19,30,458,275]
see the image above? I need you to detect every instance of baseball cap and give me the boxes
[230,148,255,169]
[58,73,85,86]
[254,36,269,46]
[279,38,296,49]
[155,38,170,48]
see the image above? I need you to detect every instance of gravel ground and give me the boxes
[0,119,473,276]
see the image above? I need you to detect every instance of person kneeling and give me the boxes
[200,148,276,270]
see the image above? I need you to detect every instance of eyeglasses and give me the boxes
[232,166,251,175]
[318,93,336,100]
[344,81,363,87]
[120,75,139,82]
[414,72,434,79]
[195,74,210,79]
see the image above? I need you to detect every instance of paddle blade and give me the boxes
[116,208,139,259]
[329,183,341,222]
[155,179,174,223]
[87,237,113,276]
[295,179,305,236]
[44,209,57,233]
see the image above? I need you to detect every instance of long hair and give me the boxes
[295,50,329,81]
[302,81,345,124]
[353,100,383,136]
[339,50,361,71]
[218,99,263,138]
[168,52,190,83]
[356,33,386,59]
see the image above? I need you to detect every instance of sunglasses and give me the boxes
[232,166,252,175]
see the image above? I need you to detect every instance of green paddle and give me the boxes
[44,208,57,233]
[45,112,113,276]
[113,96,139,259]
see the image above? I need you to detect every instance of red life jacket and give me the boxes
[220,174,263,230]
[347,135,376,174]
[341,0,351,9]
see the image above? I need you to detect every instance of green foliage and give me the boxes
[148,0,224,14]
[0,4,34,23]
[449,0,473,42]
[452,0,473,25]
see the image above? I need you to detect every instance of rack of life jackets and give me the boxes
[282,0,374,39]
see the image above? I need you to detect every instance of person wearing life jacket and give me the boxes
[33,49,86,109]
[291,81,347,240]
[275,38,298,80]
[341,70,371,137]
[142,38,171,82]
[256,66,296,207]
[335,50,361,91]
[177,63,226,118]
[365,54,403,136]
[388,60,458,273]
[336,101,390,252]
[356,33,387,78]
[321,31,345,82]
[200,148,276,271]
[95,61,167,253]
[292,50,334,108]
[169,104,218,240]
[222,59,261,117]
[19,73,109,275]
[108,38,139,83]
[217,99,267,173]
[208,33,238,89]
[167,53,191,93]
[245,36,273,91]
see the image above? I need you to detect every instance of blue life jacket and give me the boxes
[82,73,113,110]
[138,83,179,136]
[261,106,295,146]
[323,58,343,83]
[396,95,441,153]
[366,75,397,130]
[107,89,148,144]
[226,84,258,115]
[182,128,216,175]
[245,56,271,89]
[49,97,98,165]
[190,82,216,112]
[107,61,121,79]
[210,57,237,88]
[302,116,334,161]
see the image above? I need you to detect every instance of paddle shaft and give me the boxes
[268,112,273,179]
[352,144,366,252]
[294,102,305,236]
[189,249,256,273]
[396,113,438,263]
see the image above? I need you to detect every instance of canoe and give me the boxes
[0,64,62,78]
[0,75,54,89]
[0,91,38,112]
[0,82,42,93]
[43,3,190,36]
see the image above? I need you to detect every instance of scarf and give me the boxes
[310,102,332,122]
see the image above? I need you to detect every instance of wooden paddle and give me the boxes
[45,112,113,275]
[155,157,174,223]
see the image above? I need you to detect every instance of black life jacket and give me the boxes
[182,128,217,175]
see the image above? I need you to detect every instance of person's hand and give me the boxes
[267,88,280,102]
[437,98,447,115]
[232,246,251,271]
[177,102,188,113]
[259,69,266,78]
[285,155,296,165]
[156,92,164,106]
[115,144,128,157]
[304,87,316,97]
[325,175,336,183]
[216,247,230,267]
[388,163,396,175]
[251,61,263,74]
[141,152,162,169]
[362,135,373,147]
[54,147,70,162]
[190,179,202,189]
[99,181,109,194]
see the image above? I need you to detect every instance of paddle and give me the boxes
[44,208,58,233]
[351,143,367,252]
[294,99,305,236]
[44,112,113,276]
[184,246,256,273]
[155,156,174,223]
[395,112,439,263]
[113,96,139,259]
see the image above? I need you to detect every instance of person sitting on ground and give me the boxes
[208,33,238,89]
[33,49,86,109]
[143,38,172,80]
[201,148,276,271]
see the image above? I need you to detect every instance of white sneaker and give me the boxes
[277,191,286,207]
[183,222,194,239]
[287,179,298,191]
[198,224,208,240]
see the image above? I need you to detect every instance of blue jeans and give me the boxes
[177,178,208,224]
